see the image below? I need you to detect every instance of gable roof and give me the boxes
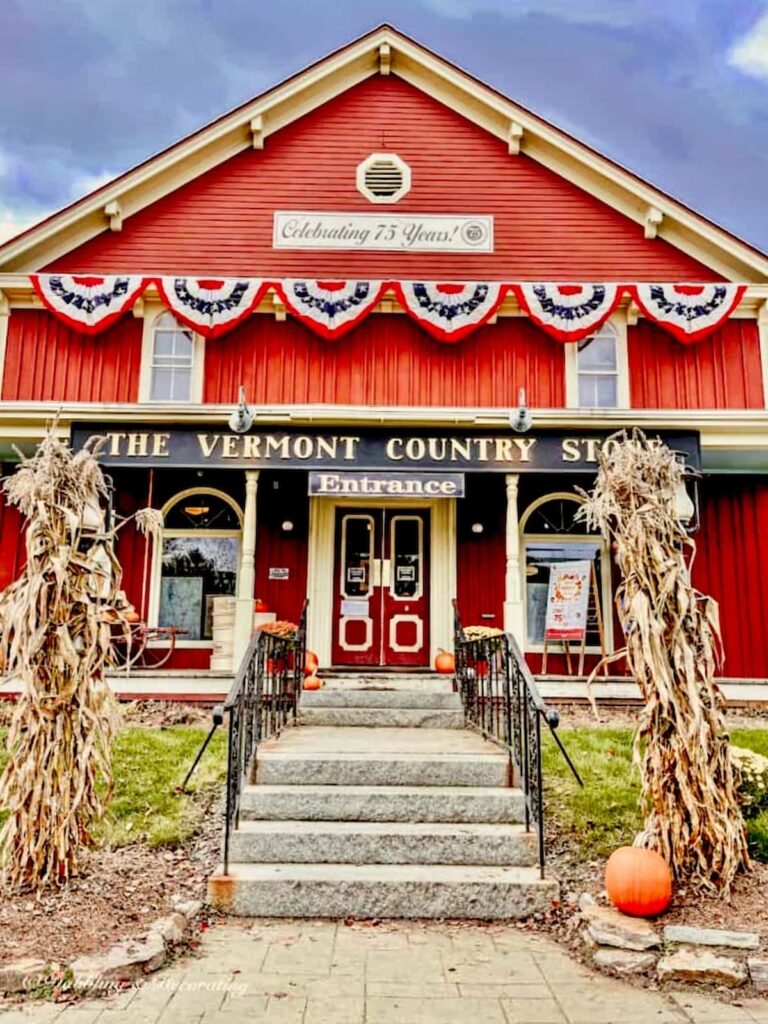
[1,24,766,281]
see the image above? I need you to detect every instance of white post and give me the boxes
[503,473,525,642]
[233,470,259,666]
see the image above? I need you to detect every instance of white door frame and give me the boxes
[306,496,457,668]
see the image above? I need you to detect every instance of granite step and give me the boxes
[255,749,508,787]
[300,690,461,709]
[239,784,525,823]
[208,862,557,919]
[297,707,465,729]
[227,819,537,866]
[318,674,454,694]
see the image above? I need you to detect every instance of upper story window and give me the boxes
[567,321,628,410]
[150,313,195,401]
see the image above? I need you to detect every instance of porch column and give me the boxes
[233,470,259,666]
[503,473,525,642]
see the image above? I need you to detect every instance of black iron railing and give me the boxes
[220,602,307,874]
[452,602,582,877]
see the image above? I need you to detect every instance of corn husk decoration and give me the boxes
[579,429,749,894]
[0,431,133,890]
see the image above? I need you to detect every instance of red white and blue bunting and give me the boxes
[392,282,507,342]
[155,277,268,339]
[26,275,750,345]
[512,283,621,343]
[30,274,147,335]
[274,280,387,340]
[629,283,747,344]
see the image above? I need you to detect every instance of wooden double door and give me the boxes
[331,507,430,667]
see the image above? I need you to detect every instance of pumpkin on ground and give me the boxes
[605,846,672,917]
[303,675,322,691]
[434,650,455,674]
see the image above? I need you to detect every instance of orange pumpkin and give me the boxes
[303,675,322,691]
[434,650,455,674]
[605,846,672,918]
[254,598,270,613]
[304,650,319,676]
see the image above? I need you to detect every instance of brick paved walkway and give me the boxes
[1,920,767,1023]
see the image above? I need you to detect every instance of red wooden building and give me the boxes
[1,25,767,696]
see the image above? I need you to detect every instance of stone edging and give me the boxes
[0,895,203,998]
[580,895,768,993]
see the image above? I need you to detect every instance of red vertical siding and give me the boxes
[205,314,565,408]
[693,477,768,679]
[0,490,25,592]
[48,76,719,281]
[2,310,142,403]
[629,320,764,410]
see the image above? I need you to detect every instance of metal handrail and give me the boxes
[452,600,582,877]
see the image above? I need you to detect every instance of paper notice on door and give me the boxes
[341,600,369,617]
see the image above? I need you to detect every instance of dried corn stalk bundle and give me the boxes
[0,432,129,891]
[579,429,749,894]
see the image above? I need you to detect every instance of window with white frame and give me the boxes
[520,494,611,651]
[149,312,195,401]
[576,323,620,408]
[155,490,242,641]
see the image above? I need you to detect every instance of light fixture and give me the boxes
[228,385,253,434]
[183,505,210,517]
[281,520,294,532]
[509,387,533,433]
[471,522,484,534]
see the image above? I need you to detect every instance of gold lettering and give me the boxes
[198,434,220,458]
[584,438,600,463]
[126,433,149,457]
[449,438,472,461]
[386,438,404,461]
[342,436,360,460]
[427,437,447,461]
[512,437,537,462]
[109,432,126,457]
[151,433,170,457]
[493,438,515,462]
[405,438,426,461]
[561,438,581,463]
[315,436,338,459]
[293,436,314,459]
[222,435,240,458]
[475,438,492,462]
[242,435,261,458]
[264,436,290,459]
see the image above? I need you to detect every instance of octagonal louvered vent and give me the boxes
[356,153,411,204]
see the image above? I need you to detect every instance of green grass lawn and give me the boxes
[0,724,228,849]
[543,725,768,862]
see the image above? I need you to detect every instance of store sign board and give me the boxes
[71,425,700,473]
[273,212,493,252]
[309,471,464,498]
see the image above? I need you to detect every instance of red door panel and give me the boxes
[331,508,430,667]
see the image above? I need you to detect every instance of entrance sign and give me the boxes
[309,471,464,498]
[544,561,591,641]
[73,425,700,473]
[273,212,493,252]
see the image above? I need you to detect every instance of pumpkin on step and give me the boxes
[304,650,319,676]
[303,675,322,691]
[605,846,672,918]
[434,650,455,674]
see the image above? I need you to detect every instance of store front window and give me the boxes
[520,493,610,649]
[156,489,242,641]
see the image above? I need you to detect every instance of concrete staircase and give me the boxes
[208,675,558,919]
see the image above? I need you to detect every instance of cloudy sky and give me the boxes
[1,0,768,251]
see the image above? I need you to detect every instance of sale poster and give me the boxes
[544,561,591,641]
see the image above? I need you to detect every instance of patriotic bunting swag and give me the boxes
[155,277,268,338]
[30,275,147,335]
[630,283,747,344]
[275,280,387,340]
[27,275,749,345]
[393,282,507,342]
[512,283,621,343]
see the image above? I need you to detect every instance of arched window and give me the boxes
[154,489,242,641]
[149,312,196,401]
[520,493,611,651]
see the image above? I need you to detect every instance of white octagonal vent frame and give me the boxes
[356,152,412,204]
